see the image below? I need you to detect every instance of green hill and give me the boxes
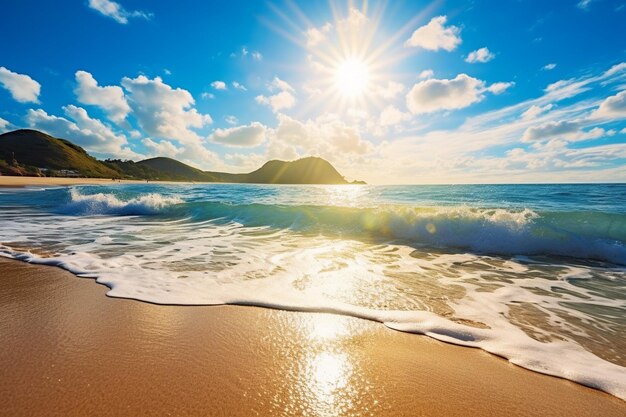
[135,157,219,182]
[0,129,119,178]
[0,129,362,184]
[242,157,347,184]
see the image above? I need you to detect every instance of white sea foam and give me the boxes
[1,185,625,400]
[61,188,182,216]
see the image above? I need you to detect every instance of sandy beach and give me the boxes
[0,176,185,188]
[1,257,624,416]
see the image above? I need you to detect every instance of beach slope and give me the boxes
[1,257,624,416]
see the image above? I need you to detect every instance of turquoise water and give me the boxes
[1,183,625,399]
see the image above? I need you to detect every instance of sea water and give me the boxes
[0,183,625,399]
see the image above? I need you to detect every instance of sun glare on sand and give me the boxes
[335,57,370,98]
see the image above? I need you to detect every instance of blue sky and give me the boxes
[1,0,625,183]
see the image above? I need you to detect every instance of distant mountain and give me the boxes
[0,129,120,178]
[135,157,218,182]
[0,129,363,184]
[241,157,347,184]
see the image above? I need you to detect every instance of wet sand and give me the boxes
[0,257,624,416]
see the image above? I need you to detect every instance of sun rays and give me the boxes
[263,0,410,116]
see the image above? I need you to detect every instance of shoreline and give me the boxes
[0,175,197,188]
[1,256,624,416]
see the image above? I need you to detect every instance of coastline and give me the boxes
[1,257,624,416]
[0,176,194,188]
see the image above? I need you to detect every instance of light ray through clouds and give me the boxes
[1,0,625,183]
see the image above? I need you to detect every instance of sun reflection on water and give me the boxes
[306,313,349,340]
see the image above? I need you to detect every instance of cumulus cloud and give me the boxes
[306,22,332,47]
[336,8,368,36]
[225,115,238,125]
[142,138,183,157]
[379,106,412,126]
[0,66,41,103]
[272,113,373,159]
[406,74,512,114]
[211,81,227,90]
[87,0,151,24]
[88,0,152,25]
[404,16,461,51]
[592,90,626,119]
[543,63,557,71]
[521,104,554,120]
[522,119,607,142]
[25,107,139,158]
[209,122,267,147]
[465,47,495,63]
[74,70,130,124]
[121,75,212,144]
[418,69,434,79]
[255,77,296,113]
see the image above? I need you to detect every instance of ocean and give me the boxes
[1,183,625,399]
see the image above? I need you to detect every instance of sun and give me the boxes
[334,58,369,98]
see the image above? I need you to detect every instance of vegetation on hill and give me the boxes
[0,129,119,178]
[0,129,364,184]
[237,157,348,184]
[134,157,219,182]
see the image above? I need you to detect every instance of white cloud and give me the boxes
[74,70,130,124]
[201,92,215,100]
[211,81,227,90]
[418,70,434,79]
[521,104,554,120]
[336,8,368,36]
[232,81,247,91]
[0,66,41,103]
[210,122,267,147]
[406,74,512,114]
[372,81,405,99]
[272,113,373,159]
[379,106,412,126]
[465,47,495,63]
[121,75,212,145]
[522,119,607,142]
[87,0,151,24]
[252,51,263,61]
[269,76,294,93]
[256,77,296,113]
[357,62,626,184]
[0,117,10,133]
[306,22,332,47]
[577,0,594,10]
[543,63,557,71]
[486,82,515,94]
[25,107,139,159]
[404,16,461,52]
[592,90,626,119]
[225,115,238,125]
[142,138,183,157]
[605,63,626,77]
[256,92,296,113]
